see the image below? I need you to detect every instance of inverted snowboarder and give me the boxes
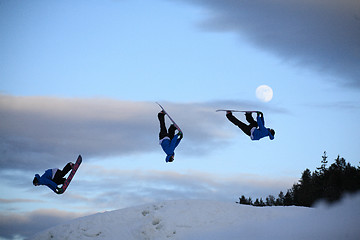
[158,110,183,162]
[225,111,275,141]
[33,156,81,194]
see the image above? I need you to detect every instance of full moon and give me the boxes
[256,85,273,102]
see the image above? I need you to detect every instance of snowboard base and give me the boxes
[156,102,183,134]
[216,109,259,113]
[59,155,82,194]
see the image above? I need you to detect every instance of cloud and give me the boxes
[5,180,360,240]
[305,100,360,110]
[0,198,43,204]
[0,164,295,239]
[0,209,86,240]
[0,95,285,171]
[59,165,295,211]
[177,0,360,87]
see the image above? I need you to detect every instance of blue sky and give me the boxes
[1,0,360,239]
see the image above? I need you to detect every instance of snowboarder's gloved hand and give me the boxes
[257,111,263,117]
[55,187,64,194]
[177,131,183,140]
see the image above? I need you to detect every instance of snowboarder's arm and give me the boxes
[39,176,58,192]
[175,137,181,148]
[46,181,58,193]
[167,135,181,153]
[170,134,180,150]
[257,115,266,131]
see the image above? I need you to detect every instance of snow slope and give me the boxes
[31,195,360,240]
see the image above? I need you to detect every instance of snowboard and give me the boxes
[156,102,183,134]
[216,109,260,113]
[59,155,82,194]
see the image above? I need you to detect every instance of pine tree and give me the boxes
[276,191,285,206]
[332,155,346,171]
[266,195,276,206]
[297,169,313,206]
[259,198,265,207]
[253,198,260,206]
[283,190,293,206]
[237,195,250,205]
[236,153,360,207]
[317,151,328,173]
[248,197,253,205]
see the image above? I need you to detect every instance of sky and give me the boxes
[0,0,360,239]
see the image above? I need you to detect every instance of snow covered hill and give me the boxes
[31,195,360,240]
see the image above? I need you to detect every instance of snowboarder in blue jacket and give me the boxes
[33,162,74,194]
[226,111,275,140]
[158,111,183,162]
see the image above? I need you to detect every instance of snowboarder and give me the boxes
[158,111,183,162]
[33,162,74,194]
[226,111,275,141]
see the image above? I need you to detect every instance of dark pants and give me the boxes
[53,162,73,185]
[226,113,258,136]
[158,113,176,140]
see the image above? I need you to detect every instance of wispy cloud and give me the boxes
[177,0,360,87]
[0,95,286,171]
[305,100,360,110]
[0,198,43,204]
[62,165,295,211]
[0,94,292,239]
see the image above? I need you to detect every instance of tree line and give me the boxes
[237,152,360,207]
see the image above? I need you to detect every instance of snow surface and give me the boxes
[31,194,360,240]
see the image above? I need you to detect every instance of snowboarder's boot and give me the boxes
[158,111,165,121]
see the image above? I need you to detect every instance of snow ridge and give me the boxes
[31,196,360,240]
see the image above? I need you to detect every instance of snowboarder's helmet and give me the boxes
[33,177,39,186]
[270,129,275,136]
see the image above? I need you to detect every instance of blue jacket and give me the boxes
[251,116,274,141]
[160,134,181,162]
[34,169,58,193]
